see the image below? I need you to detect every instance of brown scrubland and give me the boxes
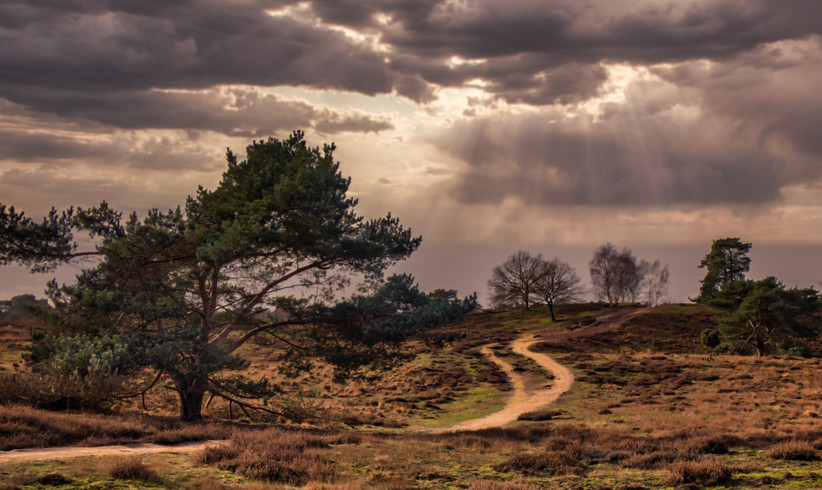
[1,303,821,488]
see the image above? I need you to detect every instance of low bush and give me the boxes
[517,409,563,421]
[199,428,337,485]
[0,372,128,413]
[0,404,232,450]
[147,424,232,445]
[683,435,734,455]
[623,449,682,469]
[35,473,75,486]
[494,450,582,476]
[667,456,736,486]
[108,458,163,484]
[0,404,149,450]
[767,440,820,461]
[469,481,538,490]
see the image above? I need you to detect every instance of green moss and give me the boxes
[407,385,510,429]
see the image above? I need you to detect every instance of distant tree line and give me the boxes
[0,294,49,320]
[488,245,670,318]
[589,243,669,306]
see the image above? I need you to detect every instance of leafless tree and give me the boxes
[488,250,544,310]
[534,258,583,321]
[589,243,643,304]
[642,259,670,306]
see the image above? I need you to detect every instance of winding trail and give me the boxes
[3,309,647,461]
[435,333,574,432]
[0,440,227,464]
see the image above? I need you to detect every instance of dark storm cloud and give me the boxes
[0,130,218,171]
[648,43,822,177]
[0,86,392,137]
[306,0,822,62]
[0,0,404,135]
[3,0,820,117]
[1,0,821,210]
[303,0,822,103]
[0,0,393,94]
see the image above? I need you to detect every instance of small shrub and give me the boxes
[198,444,241,464]
[148,424,232,445]
[469,481,538,489]
[667,456,735,486]
[109,458,162,484]
[623,450,681,469]
[36,473,75,485]
[199,428,338,485]
[0,404,150,450]
[0,372,129,413]
[767,440,820,461]
[684,435,733,455]
[517,409,562,421]
[494,450,582,476]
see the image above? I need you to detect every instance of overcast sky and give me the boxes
[2,0,822,303]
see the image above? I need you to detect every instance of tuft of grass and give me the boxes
[667,456,736,486]
[146,424,232,445]
[683,435,734,455]
[199,428,337,485]
[35,473,75,486]
[493,450,583,476]
[108,458,163,484]
[767,440,820,461]
[517,409,563,421]
[0,403,232,450]
[469,481,539,489]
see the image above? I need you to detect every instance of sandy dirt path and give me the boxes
[0,440,227,464]
[439,333,574,432]
[0,310,646,460]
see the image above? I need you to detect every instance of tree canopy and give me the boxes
[533,258,583,321]
[695,237,752,303]
[0,294,49,320]
[0,132,477,420]
[710,277,817,356]
[488,251,545,310]
[488,251,582,317]
[589,243,642,304]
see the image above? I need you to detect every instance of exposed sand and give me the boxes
[441,334,574,432]
[1,310,650,460]
[0,440,227,463]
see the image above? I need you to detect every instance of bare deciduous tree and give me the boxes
[488,251,544,310]
[642,259,670,306]
[589,243,643,304]
[534,258,583,321]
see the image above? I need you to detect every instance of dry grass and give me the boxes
[108,457,163,484]
[516,408,564,421]
[199,428,340,485]
[469,482,538,490]
[767,439,820,461]
[0,403,232,450]
[2,304,821,489]
[667,456,737,486]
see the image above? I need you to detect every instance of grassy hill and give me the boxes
[2,303,821,489]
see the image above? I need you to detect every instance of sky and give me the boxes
[1,0,822,303]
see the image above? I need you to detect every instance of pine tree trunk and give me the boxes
[175,376,207,421]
